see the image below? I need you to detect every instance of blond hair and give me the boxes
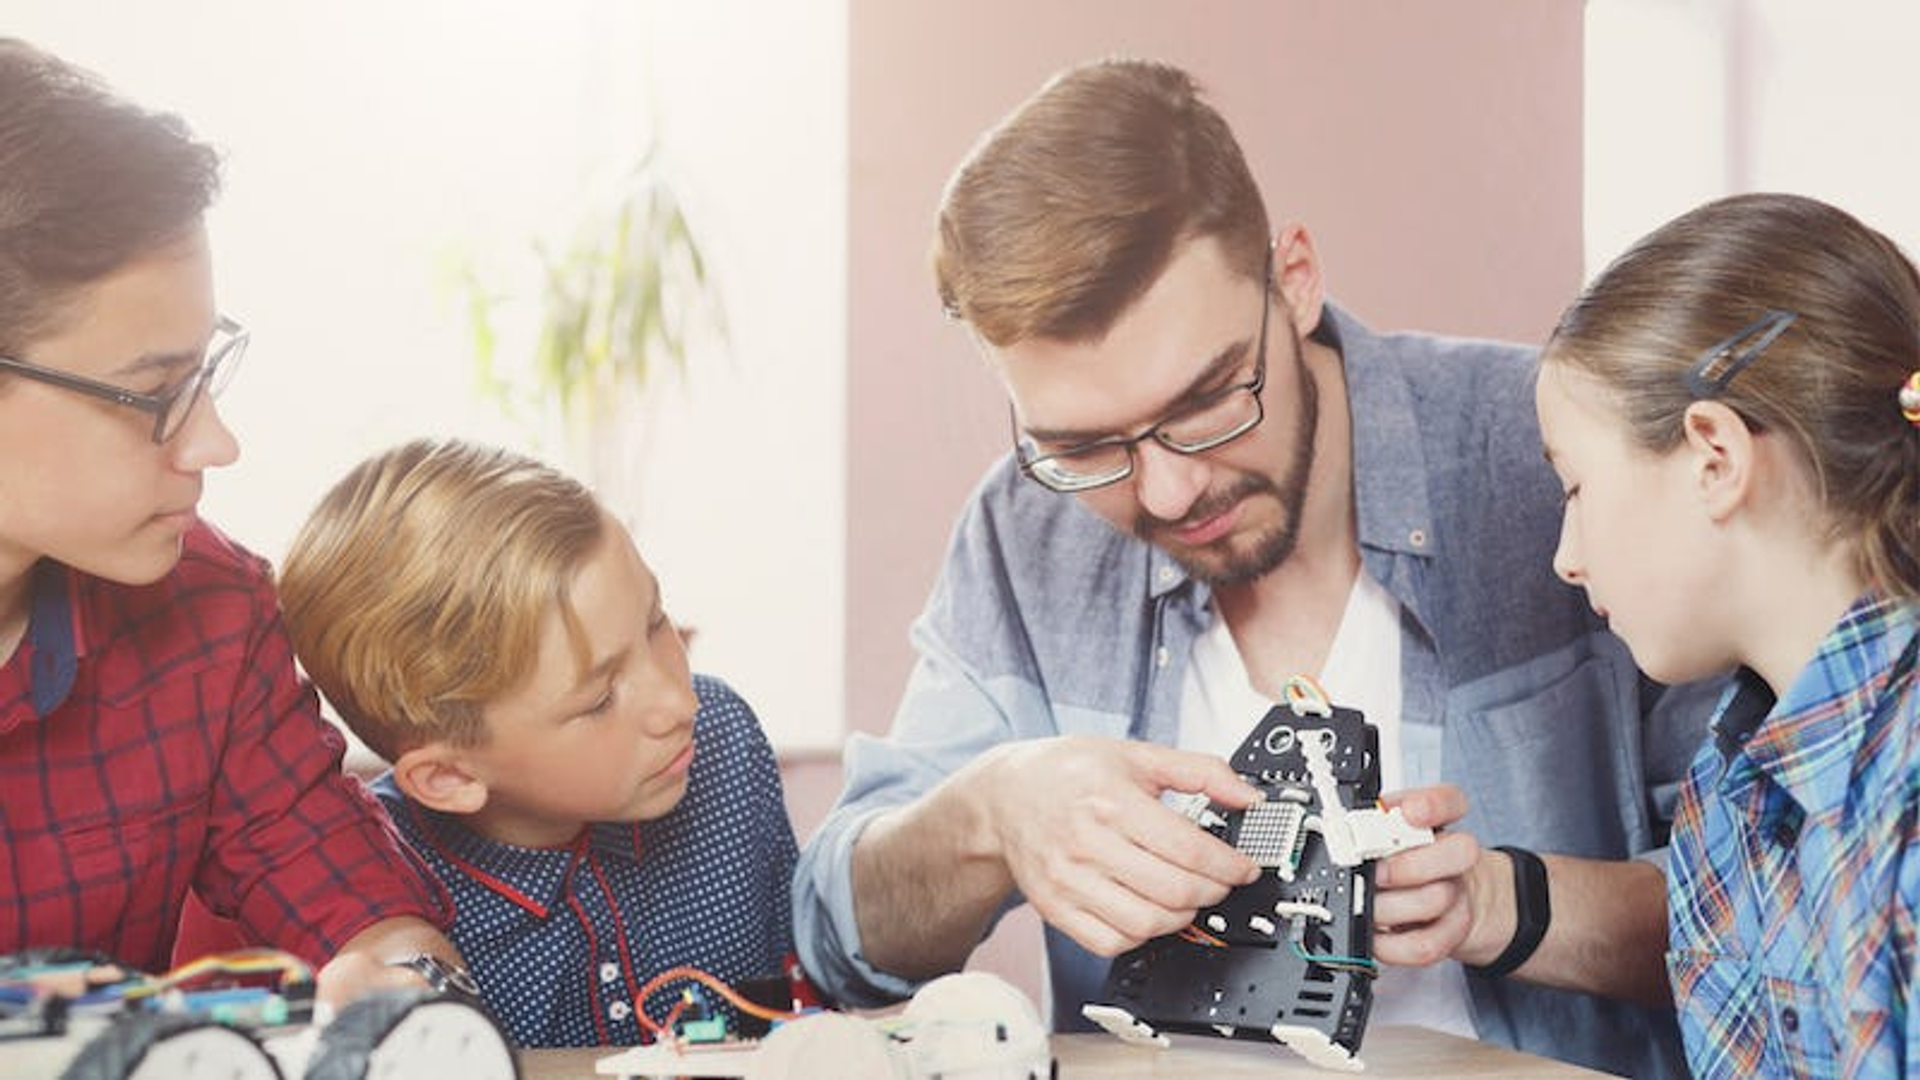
[1544,192,1920,602]
[279,438,605,760]
[932,57,1270,347]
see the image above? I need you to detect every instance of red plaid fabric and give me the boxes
[0,522,449,970]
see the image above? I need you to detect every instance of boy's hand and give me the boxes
[313,916,467,1022]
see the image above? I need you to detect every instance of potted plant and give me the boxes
[460,144,727,522]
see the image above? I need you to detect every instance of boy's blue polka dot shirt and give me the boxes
[372,674,798,1047]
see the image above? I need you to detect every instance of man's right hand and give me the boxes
[975,730,1259,949]
[967,735,1263,956]
[852,735,1261,979]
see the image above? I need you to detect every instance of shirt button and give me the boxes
[1158,566,1175,584]
[608,1000,632,1022]
[1780,1006,1799,1034]
[1409,528,1428,549]
[1156,647,1170,668]
[600,962,620,984]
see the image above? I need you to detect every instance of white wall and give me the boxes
[1586,0,1920,274]
[8,0,848,750]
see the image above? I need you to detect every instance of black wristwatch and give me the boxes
[1463,846,1552,979]
[388,954,481,998]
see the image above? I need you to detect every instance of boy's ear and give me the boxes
[392,743,489,815]
[1681,400,1756,521]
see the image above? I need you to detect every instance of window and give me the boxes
[1586,0,1920,277]
[11,1,848,751]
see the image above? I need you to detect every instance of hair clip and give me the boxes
[1683,310,1798,398]
[1900,371,1920,426]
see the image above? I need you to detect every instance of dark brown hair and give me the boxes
[0,38,221,354]
[1545,192,1920,601]
[932,57,1270,346]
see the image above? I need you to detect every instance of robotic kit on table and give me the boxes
[604,676,1428,1079]
[1082,675,1433,1073]
[0,947,517,1079]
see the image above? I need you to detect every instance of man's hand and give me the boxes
[975,736,1262,957]
[852,735,1261,979]
[1369,784,1496,967]
[1368,783,1673,1006]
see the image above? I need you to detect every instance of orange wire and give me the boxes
[123,949,312,1002]
[1282,674,1332,716]
[657,997,690,1035]
[1178,924,1228,948]
[632,965,803,1039]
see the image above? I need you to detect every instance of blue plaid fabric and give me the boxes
[1669,592,1920,1079]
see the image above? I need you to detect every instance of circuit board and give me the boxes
[1086,699,1426,1071]
[0,950,517,1080]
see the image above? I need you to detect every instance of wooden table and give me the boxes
[517,1025,1617,1078]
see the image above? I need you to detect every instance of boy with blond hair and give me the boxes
[279,437,798,1047]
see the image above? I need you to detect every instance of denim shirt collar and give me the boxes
[1140,302,1438,628]
[1327,303,1438,565]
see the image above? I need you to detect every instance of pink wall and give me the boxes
[846,0,1584,743]
[833,0,1583,1006]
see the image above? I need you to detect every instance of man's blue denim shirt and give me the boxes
[796,304,1714,1079]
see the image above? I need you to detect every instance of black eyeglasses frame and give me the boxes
[0,315,249,444]
[1011,262,1273,495]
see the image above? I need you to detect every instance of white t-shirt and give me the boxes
[1176,571,1475,1037]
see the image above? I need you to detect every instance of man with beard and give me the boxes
[794,58,1707,1079]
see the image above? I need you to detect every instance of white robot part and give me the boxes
[1078,1005,1168,1049]
[49,1016,281,1080]
[1300,730,1434,867]
[898,971,1050,1079]
[1271,900,1334,924]
[598,971,1051,1080]
[1270,1023,1366,1073]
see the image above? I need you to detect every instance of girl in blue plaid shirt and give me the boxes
[1535,191,1920,1079]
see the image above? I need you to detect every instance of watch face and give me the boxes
[396,955,480,998]
[432,958,480,998]
[446,964,481,997]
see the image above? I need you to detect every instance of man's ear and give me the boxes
[1272,222,1326,337]
[1681,400,1756,521]
[392,743,489,815]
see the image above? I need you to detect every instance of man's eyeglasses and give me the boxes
[1013,265,1271,494]
[0,315,249,444]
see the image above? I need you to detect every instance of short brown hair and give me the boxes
[279,439,607,760]
[1544,191,1920,602]
[0,39,220,354]
[932,57,1270,346]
